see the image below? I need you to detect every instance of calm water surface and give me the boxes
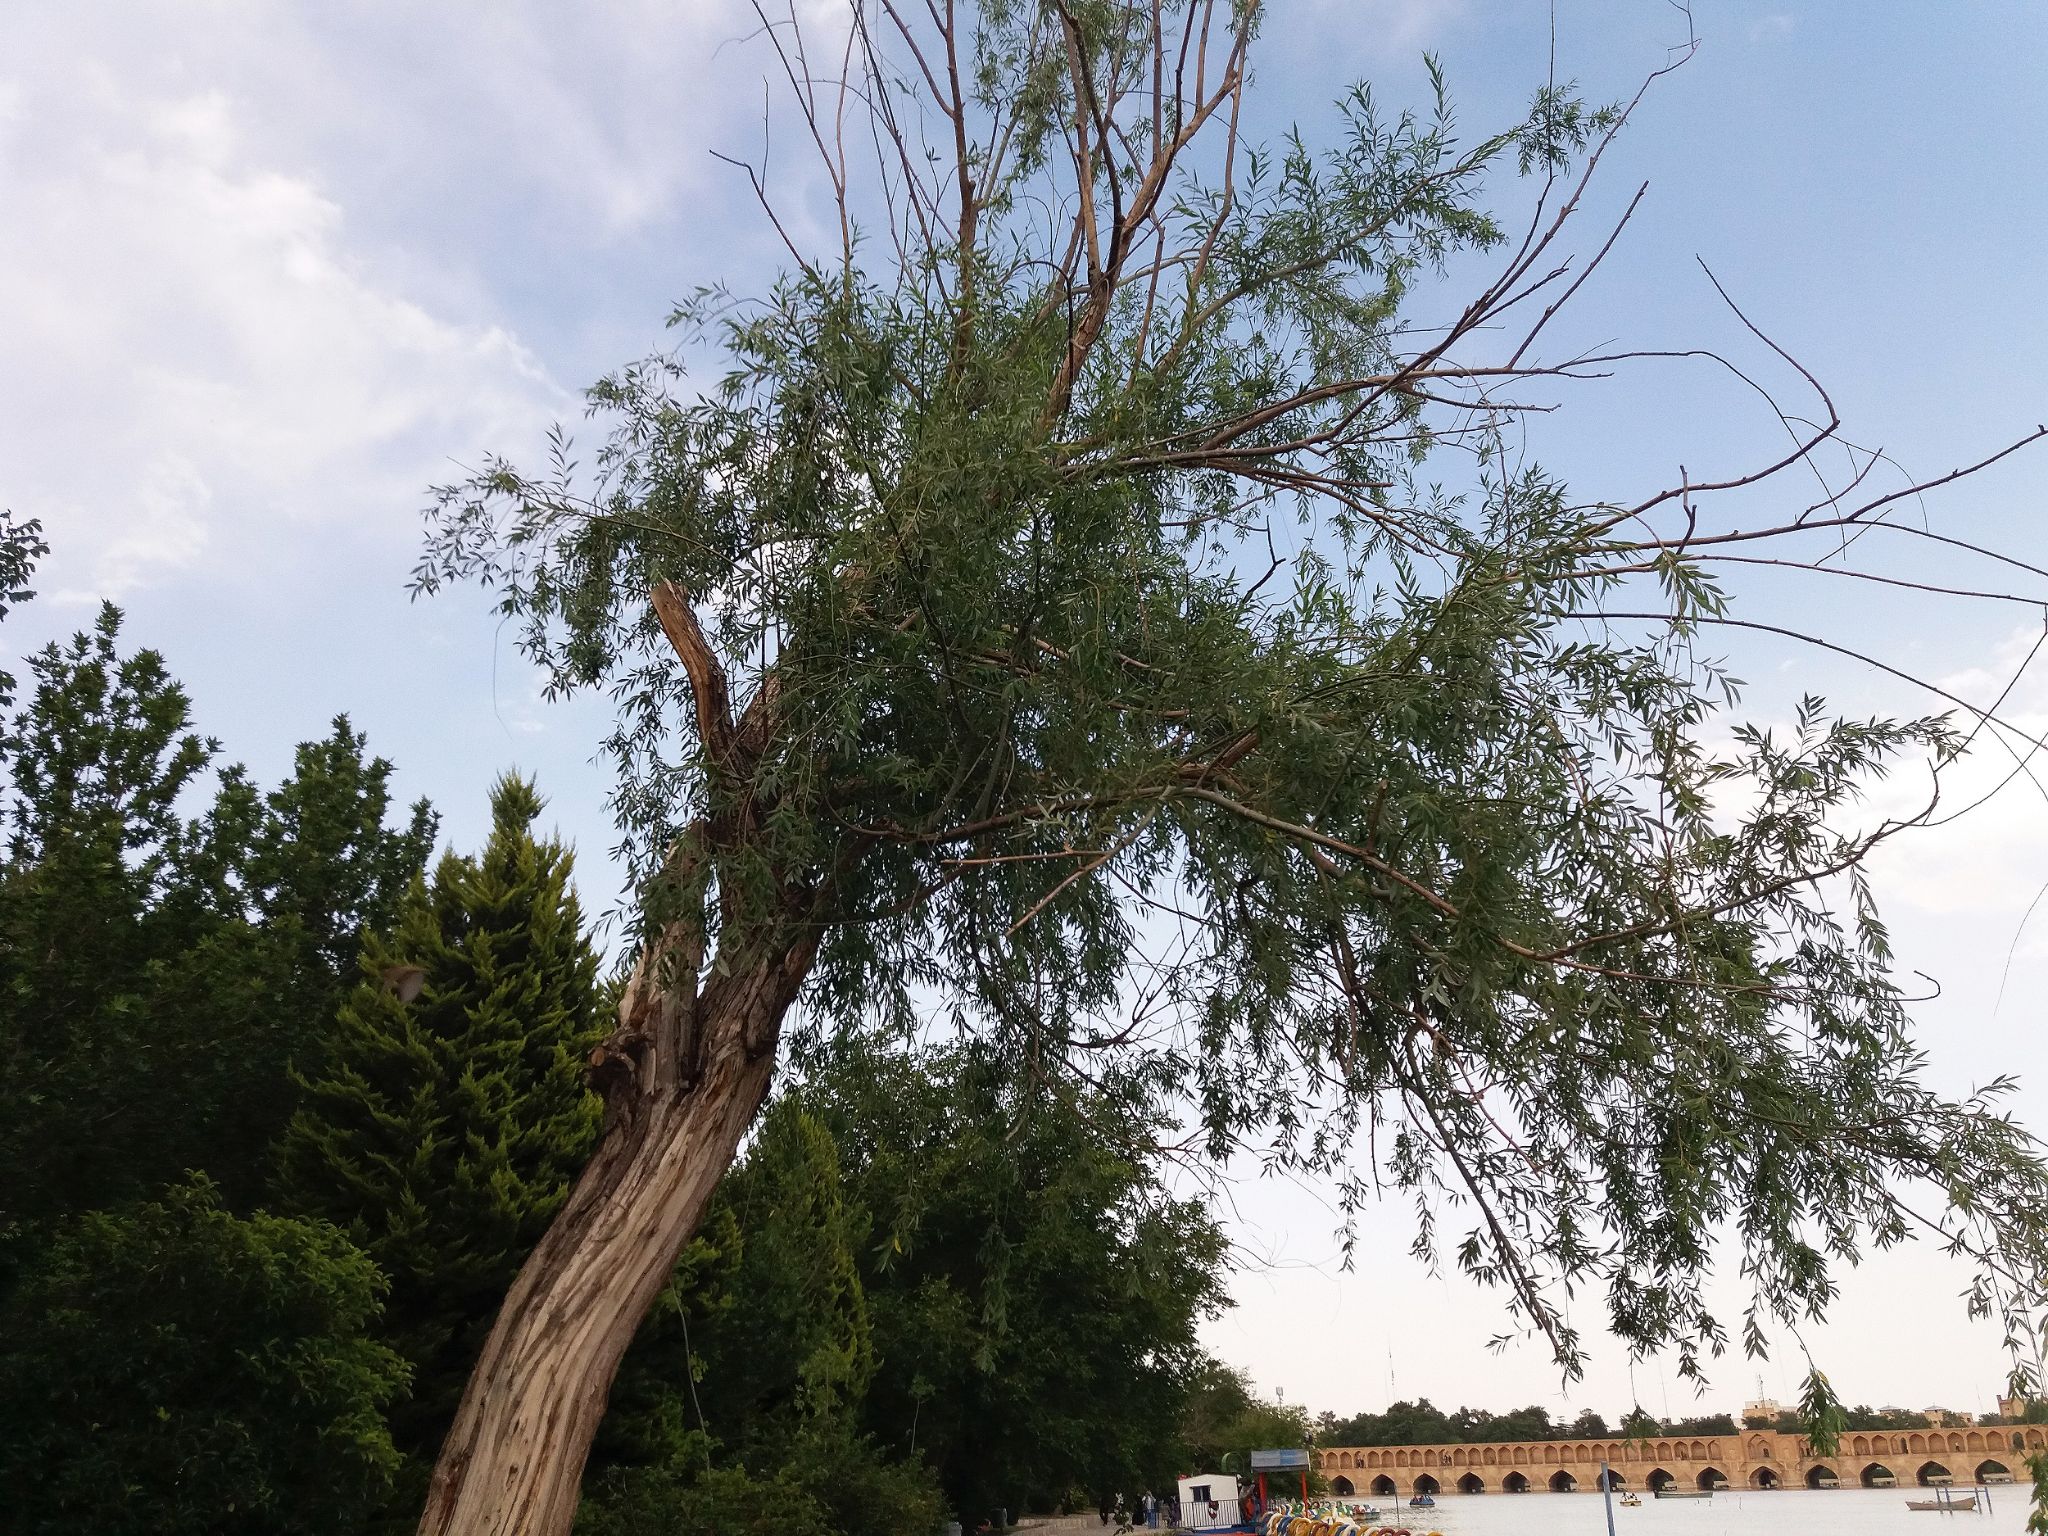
[1373,1489,2028,1536]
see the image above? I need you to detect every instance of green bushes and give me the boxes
[0,1178,408,1535]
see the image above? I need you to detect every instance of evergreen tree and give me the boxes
[250,721,443,1043]
[274,774,606,1469]
[0,511,46,718]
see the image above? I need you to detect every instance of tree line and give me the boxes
[1321,1402,1610,1447]
[0,517,1275,1534]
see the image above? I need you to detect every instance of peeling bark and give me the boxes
[416,937,813,1536]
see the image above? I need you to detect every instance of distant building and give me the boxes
[1742,1397,1782,1424]
[1925,1408,1975,1427]
[1999,1394,2028,1421]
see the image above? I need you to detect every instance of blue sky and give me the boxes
[5,0,2046,1422]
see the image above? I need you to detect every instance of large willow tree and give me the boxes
[414,3,2048,1529]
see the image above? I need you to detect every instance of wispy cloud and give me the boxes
[0,44,566,596]
[0,1,805,600]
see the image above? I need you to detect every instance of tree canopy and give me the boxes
[0,601,436,1232]
[796,1043,1228,1516]
[418,0,2048,1442]
[0,530,1245,1530]
[0,1176,409,1536]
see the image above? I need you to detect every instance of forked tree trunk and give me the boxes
[417,935,812,1536]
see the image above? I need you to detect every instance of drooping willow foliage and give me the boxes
[419,0,2048,1426]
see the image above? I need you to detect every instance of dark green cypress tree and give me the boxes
[273,773,605,1470]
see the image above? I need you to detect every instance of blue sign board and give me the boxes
[1250,1448,1310,1470]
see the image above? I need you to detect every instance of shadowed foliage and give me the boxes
[0,1177,408,1536]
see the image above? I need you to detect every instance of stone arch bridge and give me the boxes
[1317,1425,2048,1498]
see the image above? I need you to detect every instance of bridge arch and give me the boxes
[1948,1434,1966,1454]
[1503,1471,1530,1494]
[1597,1469,1627,1491]
[1331,1477,1355,1498]
[1916,1461,1952,1486]
[1750,1466,1781,1489]
[1646,1469,1675,1492]
[1452,1448,1468,1468]
[1484,1447,1498,1466]
[1550,1470,1577,1493]
[1851,1436,1869,1456]
[1977,1460,2012,1483]
[1514,1447,1529,1465]
[1909,1434,1927,1453]
[1696,1467,1726,1491]
[1861,1463,1897,1488]
[1459,1473,1487,1495]
[1805,1465,1839,1489]
[1414,1473,1440,1497]
[1372,1476,1397,1498]
[1968,1432,1985,1452]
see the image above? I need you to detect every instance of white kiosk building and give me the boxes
[1176,1473,1242,1530]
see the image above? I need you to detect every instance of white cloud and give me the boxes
[1852,623,2048,925]
[0,0,833,601]
[0,36,569,597]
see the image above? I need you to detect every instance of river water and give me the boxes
[1369,1488,2029,1536]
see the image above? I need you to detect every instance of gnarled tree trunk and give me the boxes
[418,579,805,1536]
[416,929,813,1536]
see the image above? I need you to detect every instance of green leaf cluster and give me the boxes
[0,601,435,1232]
[807,1045,1228,1518]
[0,1176,409,1536]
